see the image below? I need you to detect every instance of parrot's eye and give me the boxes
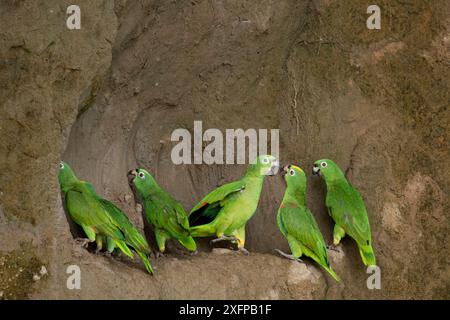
[289,169,295,176]
[138,172,145,179]
[320,161,327,168]
[59,163,64,169]
[262,157,269,164]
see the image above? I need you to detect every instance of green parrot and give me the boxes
[58,161,153,274]
[128,168,197,255]
[313,159,376,267]
[188,154,279,254]
[275,164,340,282]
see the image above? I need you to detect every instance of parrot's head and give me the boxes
[58,161,78,188]
[127,168,158,197]
[312,159,344,182]
[253,154,279,176]
[282,164,307,190]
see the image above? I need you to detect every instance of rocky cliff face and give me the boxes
[0,0,448,299]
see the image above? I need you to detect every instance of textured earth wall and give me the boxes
[0,0,449,299]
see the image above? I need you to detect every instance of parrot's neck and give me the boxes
[243,164,269,180]
[138,184,162,200]
[60,177,81,193]
[324,176,348,189]
[285,186,306,205]
[242,171,266,196]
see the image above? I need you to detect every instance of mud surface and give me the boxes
[0,0,449,299]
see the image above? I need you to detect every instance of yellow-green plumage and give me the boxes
[129,168,197,253]
[188,155,279,250]
[58,162,153,274]
[313,159,376,267]
[277,165,340,282]
[96,197,153,274]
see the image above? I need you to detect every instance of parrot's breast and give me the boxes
[219,179,264,231]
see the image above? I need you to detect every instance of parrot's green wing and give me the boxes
[189,180,245,226]
[65,190,122,240]
[65,183,133,259]
[144,191,191,237]
[280,203,329,267]
[99,198,153,273]
[81,181,152,273]
[279,202,340,281]
[98,198,150,255]
[327,183,371,247]
[327,182,375,266]
[276,210,288,238]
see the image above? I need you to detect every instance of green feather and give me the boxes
[131,168,197,253]
[58,162,153,274]
[315,159,376,267]
[188,155,278,250]
[278,165,341,282]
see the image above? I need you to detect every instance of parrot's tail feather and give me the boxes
[190,223,215,237]
[136,251,153,274]
[115,240,134,259]
[359,244,376,267]
[178,236,197,252]
[106,236,116,253]
[323,265,341,282]
[126,231,151,255]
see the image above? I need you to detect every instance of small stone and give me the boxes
[32,274,40,281]
[39,266,48,276]
[136,203,143,214]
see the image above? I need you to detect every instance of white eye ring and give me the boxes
[262,157,269,164]
[138,172,145,179]
[289,169,295,176]
[321,161,327,168]
[59,162,64,169]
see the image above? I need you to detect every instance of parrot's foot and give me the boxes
[156,251,166,259]
[189,250,198,256]
[97,251,112,257]
[327,244,341,252]
[239,248,250,256]
[210,236,237,245]
[274,249,303,262]
[74,238,92,248]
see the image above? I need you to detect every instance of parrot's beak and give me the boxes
[281,165,290,176]
[267,159,280,176]
[127,169,137,184]
[312,164,321,176]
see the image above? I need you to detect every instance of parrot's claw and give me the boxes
[156,251,166,259]
[97,250,112,257]
[327,245,341,252]
[74,238,92,248]
[189,250,198,256]
[210,236,237,245]
[239,248,250,256]
[274,249,302,262]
